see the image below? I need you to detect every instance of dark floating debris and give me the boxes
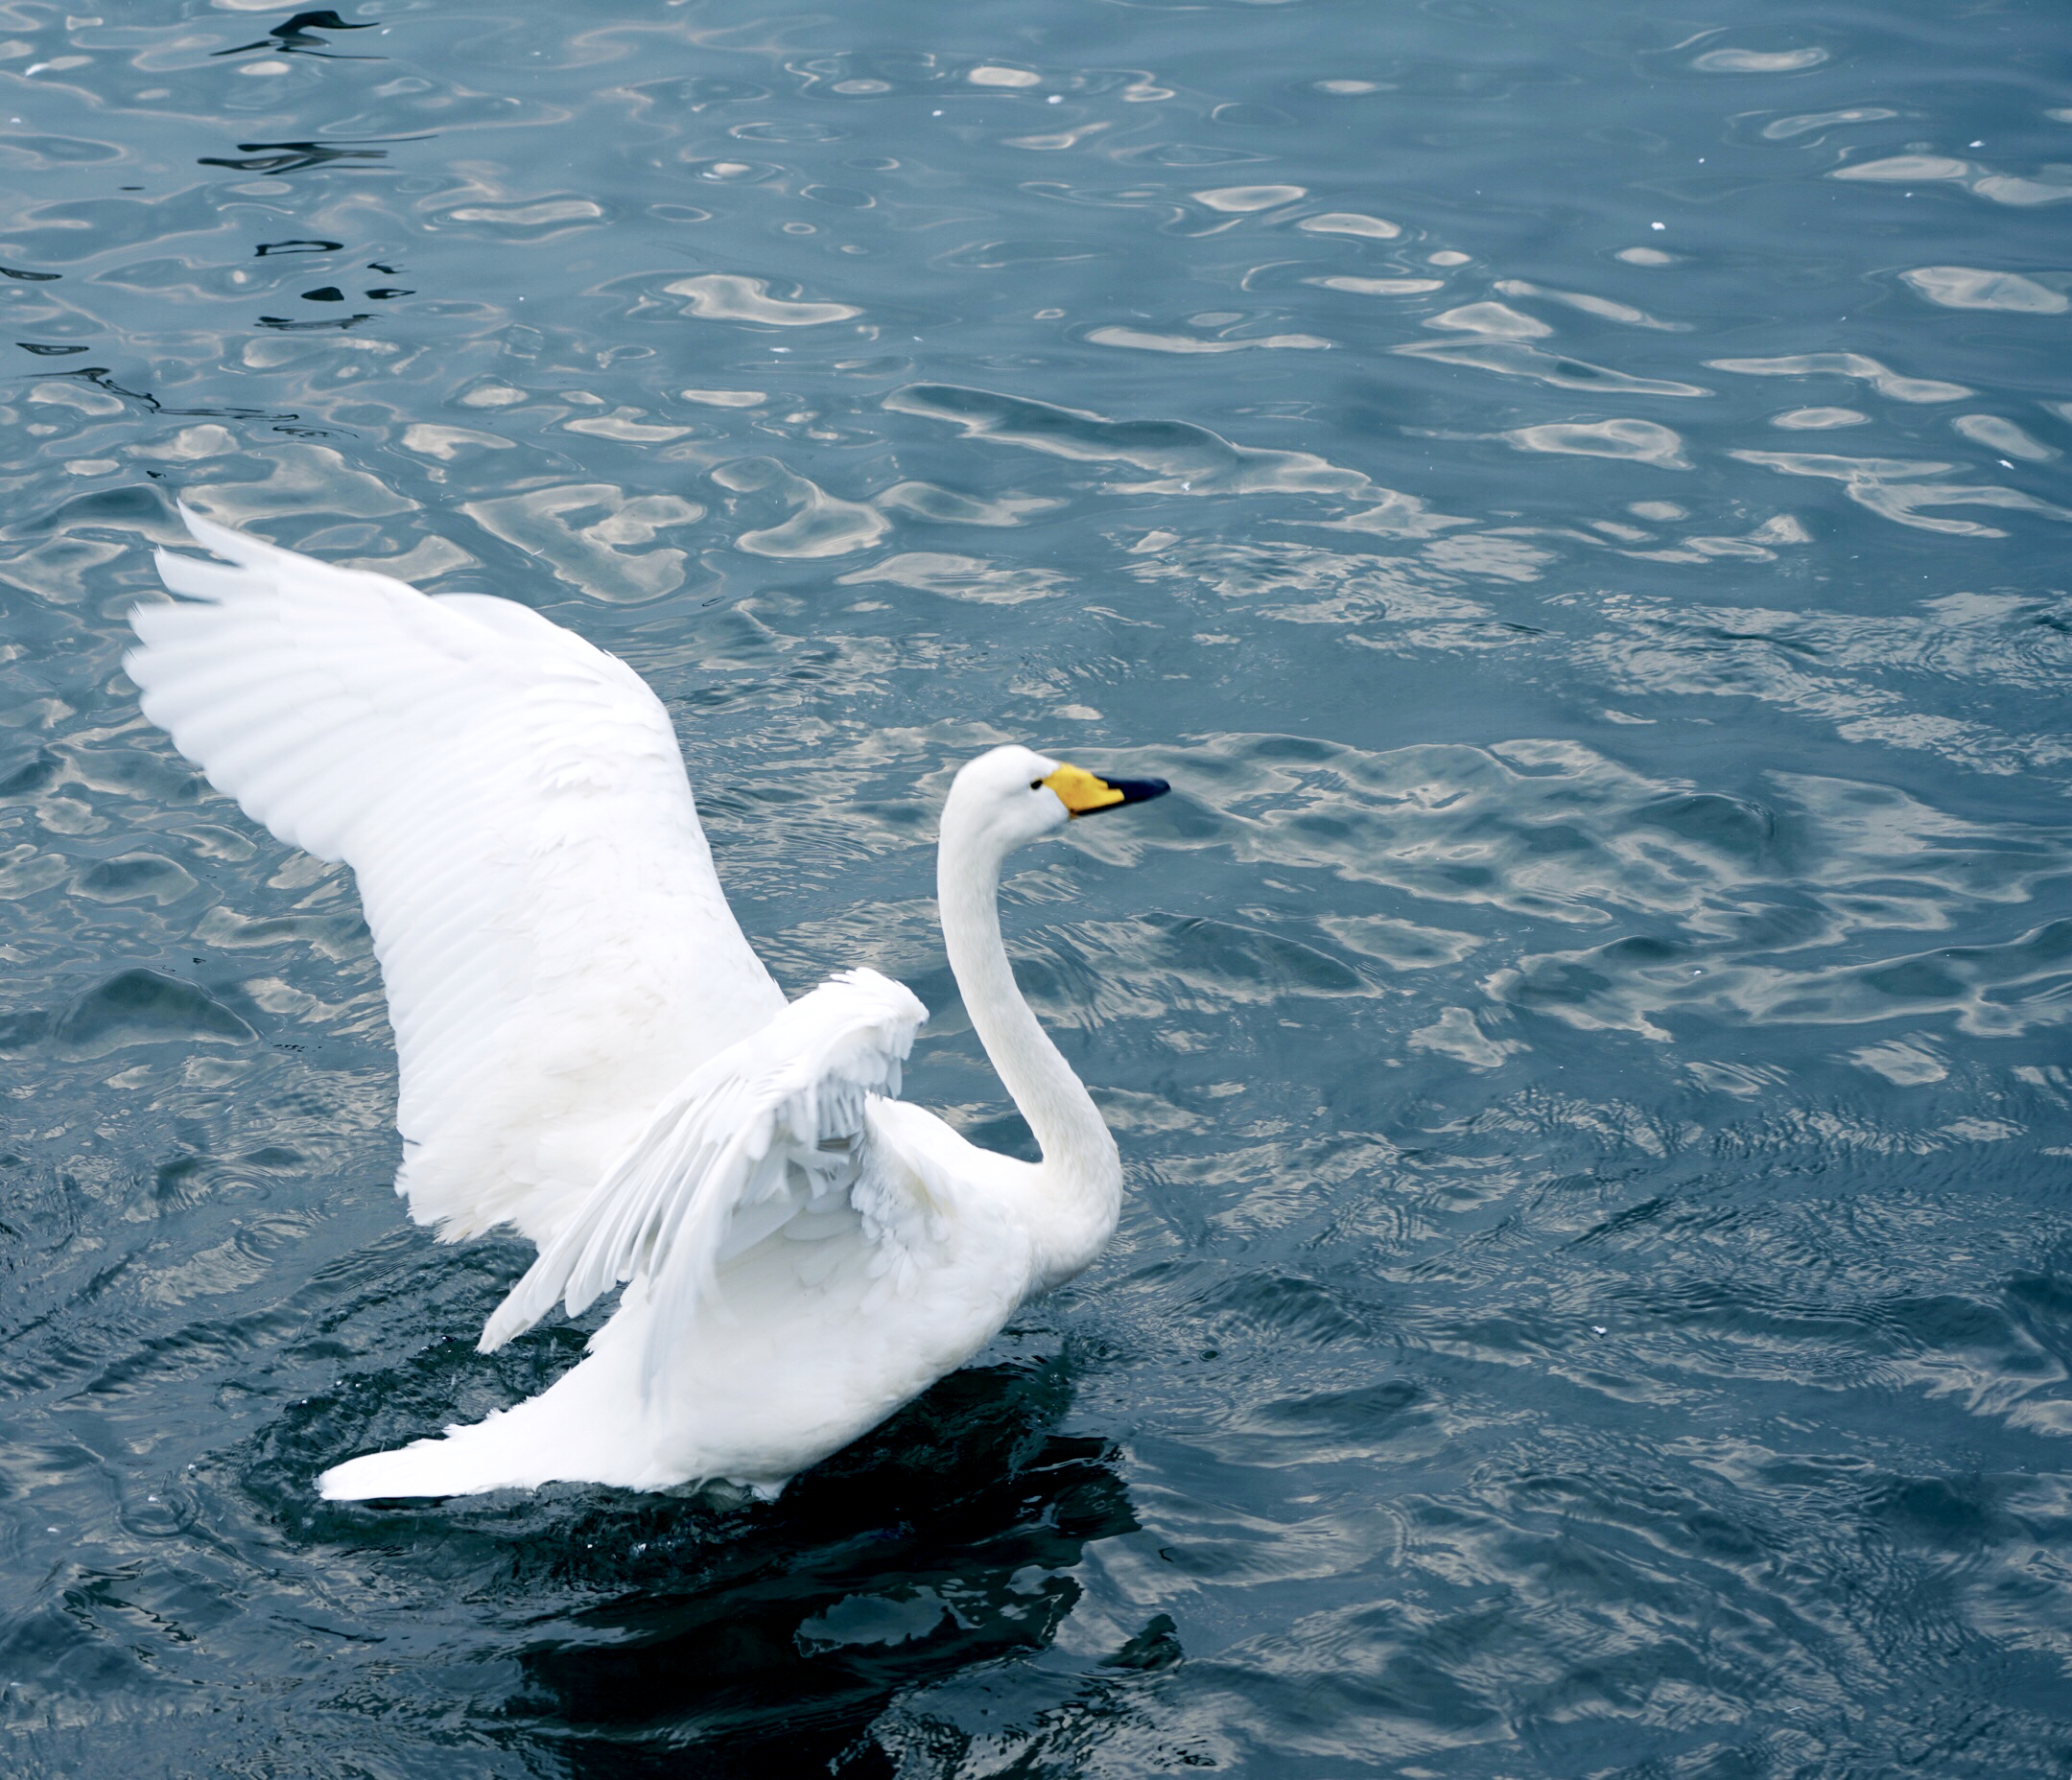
[258,313,374,330]
[200,139,423,176]
[367,261,398,273]
[213,10,380,59]
[365,287,412,299]
[301,286,345,302]
[16,342,90,355]
[1,267,59,281]
[256,238,343,257]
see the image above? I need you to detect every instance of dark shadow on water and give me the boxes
[527,1368,1132,1775]
[256,1356,1133,1776]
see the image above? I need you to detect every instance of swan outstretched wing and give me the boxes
[127,506,786,1246]
[478,968,929,1394]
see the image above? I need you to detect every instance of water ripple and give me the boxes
[3,0,2071,1772]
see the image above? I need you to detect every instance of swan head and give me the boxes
[944,744,1169,861]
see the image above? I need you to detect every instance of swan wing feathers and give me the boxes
[477,968,929,1393]
[127,505,787,1246]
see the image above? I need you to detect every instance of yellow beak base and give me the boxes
[1042,763,1126,815]
[1040,762,1170,818]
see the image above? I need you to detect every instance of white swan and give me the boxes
[127,506,1169,1501]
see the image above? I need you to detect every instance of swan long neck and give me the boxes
[937,813,1120,1280]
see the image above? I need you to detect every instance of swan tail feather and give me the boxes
[318,1413,543,1501]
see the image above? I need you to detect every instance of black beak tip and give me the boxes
[1116,775,1170,806]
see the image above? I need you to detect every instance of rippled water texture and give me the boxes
[4,0,2072,1772]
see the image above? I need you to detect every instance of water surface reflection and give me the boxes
[3,0,2071,1772]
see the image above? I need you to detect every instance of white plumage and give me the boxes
[127,506,1167,1500]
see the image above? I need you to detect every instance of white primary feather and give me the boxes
[129,506,1164,1501]
[128,506,783,1245]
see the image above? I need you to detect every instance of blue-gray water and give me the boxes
[4,1,2072,1773]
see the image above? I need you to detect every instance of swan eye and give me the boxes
[1029,779,1044,790]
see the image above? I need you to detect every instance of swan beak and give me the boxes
[1043,763,1171,818]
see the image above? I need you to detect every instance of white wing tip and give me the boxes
[176,501,259,560]
[823,966,928,1036]
[478,1276,548,1352]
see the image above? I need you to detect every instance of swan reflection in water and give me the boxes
[249,1358,1143,1774]
[519,1361,1141,1772]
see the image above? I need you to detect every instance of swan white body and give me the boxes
[127,507,1166,1500]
